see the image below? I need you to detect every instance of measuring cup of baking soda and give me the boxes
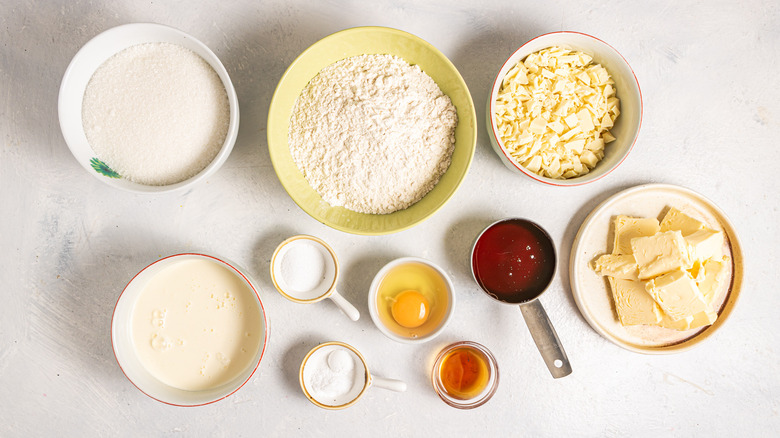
[271,235,360,321]
[299,341,407,409]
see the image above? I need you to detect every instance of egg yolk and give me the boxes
[391,290,430,328]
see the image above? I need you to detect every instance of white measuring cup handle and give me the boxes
[371,375,407,392]
[328,290,360,321]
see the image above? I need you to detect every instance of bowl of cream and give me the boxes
[111,254,269,406]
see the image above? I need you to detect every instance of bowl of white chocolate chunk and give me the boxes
[58,23,240,193]
[487,32,642,186]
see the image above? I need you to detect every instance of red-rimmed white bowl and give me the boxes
[486,32,642,186]
[111,253,269,406]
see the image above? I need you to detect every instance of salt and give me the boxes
[82,42,230,186]
[280,242,326,292]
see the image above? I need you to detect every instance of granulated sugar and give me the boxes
[82,42,230,186]
[288,54,458,214]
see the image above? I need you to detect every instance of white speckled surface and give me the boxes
[1,1,778,436]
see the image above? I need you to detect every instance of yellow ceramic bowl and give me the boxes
[267,27,477,235]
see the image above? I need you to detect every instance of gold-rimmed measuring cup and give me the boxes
[299,341,406,409]
[270,235,360,321]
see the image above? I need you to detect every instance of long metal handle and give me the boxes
[519,299,572,379]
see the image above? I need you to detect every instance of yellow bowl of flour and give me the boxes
[268,26,477,235]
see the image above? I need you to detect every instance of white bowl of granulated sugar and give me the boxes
[58,23,239,193]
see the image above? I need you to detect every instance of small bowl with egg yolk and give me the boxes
[367,257,455,344]
[487,31,642,186]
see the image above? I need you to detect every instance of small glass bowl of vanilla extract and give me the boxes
[431,341,499,409]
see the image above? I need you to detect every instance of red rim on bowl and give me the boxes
[110,253,269,407]
[487,31,643,186]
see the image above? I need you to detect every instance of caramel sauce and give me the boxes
[439,347,490,400]
[472,219,556,303]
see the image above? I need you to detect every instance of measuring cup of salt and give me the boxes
[299,341,407,409]
[270,235,360,321]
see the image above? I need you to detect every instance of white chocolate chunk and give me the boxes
[580,150,599,168]
[564,139,586,154]
[564,113,579,128]
[524,155,543,173]
[576,108,594,132]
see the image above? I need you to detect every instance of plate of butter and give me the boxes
[570,183,743,353]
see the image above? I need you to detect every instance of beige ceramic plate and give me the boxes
[569,184,743,353]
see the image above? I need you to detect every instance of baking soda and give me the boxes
[305,348,362,405]
[82,42,230,186]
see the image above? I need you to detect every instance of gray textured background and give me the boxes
[1,0,778,436]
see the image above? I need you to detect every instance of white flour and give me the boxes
[288,54,458,214]
[82,42,229,186]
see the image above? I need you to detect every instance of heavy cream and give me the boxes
[131,258,263,391]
